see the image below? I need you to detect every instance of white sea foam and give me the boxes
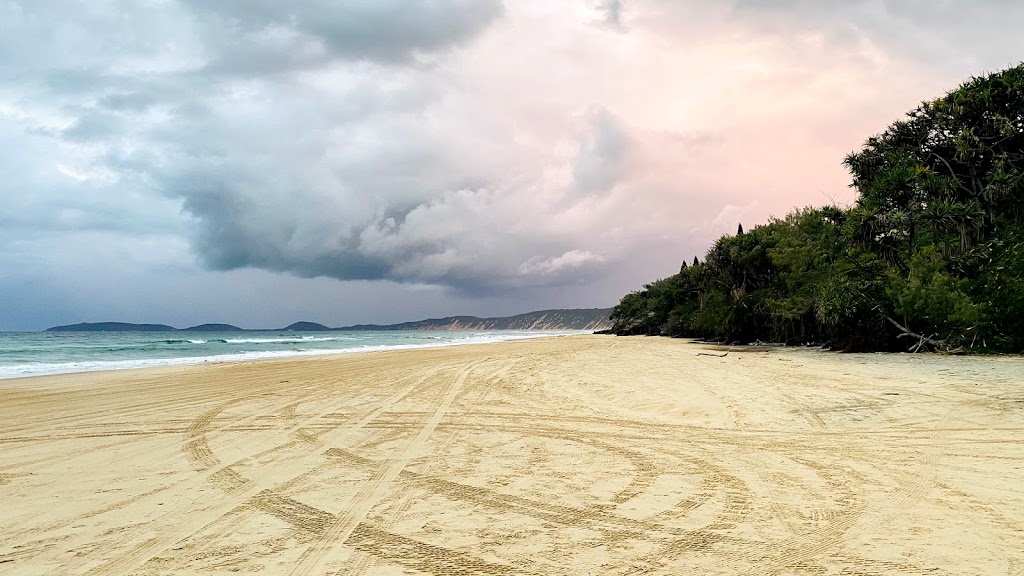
[222,336,359,344]
[0,331,581,380]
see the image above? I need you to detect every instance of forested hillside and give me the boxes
[610,65,1024,352]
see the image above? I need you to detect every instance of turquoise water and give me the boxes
[0,330,576,379]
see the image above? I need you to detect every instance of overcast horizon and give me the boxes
[3,1,1024,331]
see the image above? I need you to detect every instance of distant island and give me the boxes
[185,323,246,332]
[45,308,613,333]
[283,322,332,331]
[45,322,179,332]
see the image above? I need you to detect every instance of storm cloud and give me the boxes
[2,0,1023,329]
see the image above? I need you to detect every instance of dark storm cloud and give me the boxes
[2,0,566,294]
[182,0,505,68]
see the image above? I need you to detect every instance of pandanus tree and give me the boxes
[842,64,1024,349]
[845,65,1024,254]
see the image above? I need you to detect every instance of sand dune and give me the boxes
[1,335,1022,575]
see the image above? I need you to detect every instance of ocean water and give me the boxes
[0,330,578,379]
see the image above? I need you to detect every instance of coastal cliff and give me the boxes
[337,308,613,332]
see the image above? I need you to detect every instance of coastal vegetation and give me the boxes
[610,64,1024,352]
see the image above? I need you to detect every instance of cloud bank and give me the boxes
[2,0,1023,328]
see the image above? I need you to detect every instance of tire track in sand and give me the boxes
[286,360,481,576]
[332,358,515,576]
[53,368,426,576]
[75,365,453,576]
[159,365,460,568]
[731,408,948,575]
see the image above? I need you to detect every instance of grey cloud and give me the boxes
[572,108,631,196]
[4,0,505,85]
[183,0,505,70]
[0,112,181,237]
[91,58,629,293]
[726,0,1024,70]
[178,175,391,281]
[61,110,124,142]
[601,0,625,30]
[0,0,521,292]
[625,0,1024,75]
[99,92,160,112]
[518,250,608,277]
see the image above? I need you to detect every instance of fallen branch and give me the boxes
[697,352,729,358]
[881,313,948,353]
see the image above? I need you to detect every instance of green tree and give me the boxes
[611,64,1024,353]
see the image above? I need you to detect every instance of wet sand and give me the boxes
[1,335,1022,575]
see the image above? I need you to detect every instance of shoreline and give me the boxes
[2,335,1021,574]
[0,330,584,382]
[7,328,1020,384]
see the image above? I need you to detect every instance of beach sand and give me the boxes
[1,335,1022,575]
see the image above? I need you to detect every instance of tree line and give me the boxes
[610,64,1024,352]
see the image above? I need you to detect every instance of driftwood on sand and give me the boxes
[879,313,963,354]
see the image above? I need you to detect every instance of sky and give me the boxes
[2,1,1023,330]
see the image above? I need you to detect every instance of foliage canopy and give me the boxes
[610,64,1024,352]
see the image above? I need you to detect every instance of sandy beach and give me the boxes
[1,335,1022,575]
